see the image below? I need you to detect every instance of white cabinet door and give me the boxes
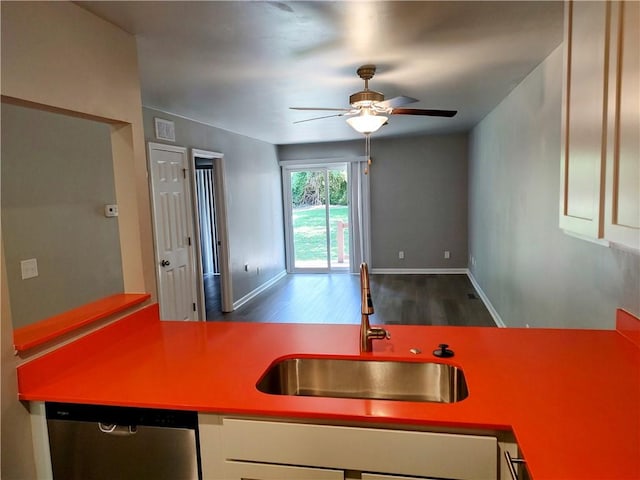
[560,0,640,251]
[147,142,199,320]
[223,461,343,480]
[559,0,610,240]
[604,0,640,250]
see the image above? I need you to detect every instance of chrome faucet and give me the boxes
[360,262,390,352]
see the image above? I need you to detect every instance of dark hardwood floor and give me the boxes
[203,274,222,319]
[206,273,495,327]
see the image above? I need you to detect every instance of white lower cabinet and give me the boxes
[199,414,516,480]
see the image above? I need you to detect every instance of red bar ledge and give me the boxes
[13,293,151,352]
[617,308,640,348]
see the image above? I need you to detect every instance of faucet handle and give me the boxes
[367,326,390,341]
[433,343,454,358]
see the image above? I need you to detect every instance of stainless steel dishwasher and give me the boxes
[46,402,201,480]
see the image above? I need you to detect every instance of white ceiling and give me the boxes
[78,1,564,145]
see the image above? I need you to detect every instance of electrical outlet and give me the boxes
[444,250,450,259]
[104,204,118,217]
[398,251,405,259]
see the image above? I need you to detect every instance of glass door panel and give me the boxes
[328,165,349,270]
[287,165,350,272]
[290,169,329,270]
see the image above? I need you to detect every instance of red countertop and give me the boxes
[18,304,640,480]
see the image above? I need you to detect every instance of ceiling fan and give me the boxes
[290,64,457,134]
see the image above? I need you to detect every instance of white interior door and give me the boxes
[148,142,198,320]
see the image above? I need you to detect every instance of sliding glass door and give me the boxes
[285,165,350,272]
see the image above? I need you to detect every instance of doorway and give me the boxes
[283,164,351,272]
[190,149,233,319]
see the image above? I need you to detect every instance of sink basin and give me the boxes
[257,357,468,403]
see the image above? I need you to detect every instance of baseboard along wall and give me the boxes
[465,271,506,327]
[233,270,287,311]
[370,268,469,275]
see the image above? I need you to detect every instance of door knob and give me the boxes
[160,259,171,267]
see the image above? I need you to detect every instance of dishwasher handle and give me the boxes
[98,423,138,436]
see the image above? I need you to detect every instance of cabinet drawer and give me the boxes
[225,460,343,480]
[222,418,497,480]
[362,474,430,480]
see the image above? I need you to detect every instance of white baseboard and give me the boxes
[370,268,469,275]
[466,271,506,328]
[233,269,287,311]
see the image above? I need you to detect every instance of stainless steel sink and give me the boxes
[256,357,468,403]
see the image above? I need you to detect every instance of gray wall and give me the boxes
[142,108,285,303]
[278,133,469,269]
[468,46,640,329]
[1,102,124,328]
[369,134,468,268]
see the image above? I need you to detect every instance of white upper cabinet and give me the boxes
[560,0,639,251]
[604,1,640,249]
[560,0,609,239]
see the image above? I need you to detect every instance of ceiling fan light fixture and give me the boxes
[346,111,388,134]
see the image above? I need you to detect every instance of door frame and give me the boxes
[280,156,371,273]
[190,148,233,315]
[147,142,199,320]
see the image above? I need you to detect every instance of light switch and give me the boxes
[21,258,38,280]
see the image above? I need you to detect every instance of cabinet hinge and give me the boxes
[182,168,187,179]
[188,236,192,246]
[192,303,197,312]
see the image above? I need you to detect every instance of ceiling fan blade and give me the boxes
[290,107,352,112]
[377,96,419,109]
[391,108,458,117]
[293,113,348,124]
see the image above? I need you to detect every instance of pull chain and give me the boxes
[364,134,372,175]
